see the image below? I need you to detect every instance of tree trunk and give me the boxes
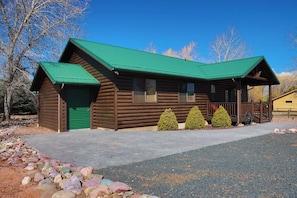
[3,86,13,121]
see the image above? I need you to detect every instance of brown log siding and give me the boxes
[116,74,210,129]
[67,49,116,129]
[38,77,59,131]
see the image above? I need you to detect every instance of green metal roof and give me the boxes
[69,39,278,84]
[199,56,264,80]
[39,62,100,85]
[69,38,206,79]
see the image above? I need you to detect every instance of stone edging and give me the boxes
[0,127,158,198]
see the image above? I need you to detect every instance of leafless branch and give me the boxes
[0,0,89,119]
[209,26,249,62]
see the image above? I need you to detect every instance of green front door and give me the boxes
[67,88,91,130]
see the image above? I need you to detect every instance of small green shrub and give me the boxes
[157,108,178,131]
[185,106,205,129]
[211,105,232,128]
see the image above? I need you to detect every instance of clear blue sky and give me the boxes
[84,0,296,74]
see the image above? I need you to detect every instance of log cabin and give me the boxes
[31,38,280,132]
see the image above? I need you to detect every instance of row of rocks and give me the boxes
[0,127,158,198]
[272,127,297,134]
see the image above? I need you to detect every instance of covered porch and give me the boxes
[203,56,279,125]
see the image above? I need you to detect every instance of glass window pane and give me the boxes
[179,83,187,93]
[179,83,187,102]
[179,93,187,102]
[134,91,145,102]
[145,79,156,102]
[133,78,144,92]
[187,83,194,95]
[187,94,195,102]
[187,83,195,102]
[133,78,145,102]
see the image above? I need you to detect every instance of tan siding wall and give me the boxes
[38,77,59,131]
[68,50,116,129]
[273,92,297,111]
[116,75,210,129]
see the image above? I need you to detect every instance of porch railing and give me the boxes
[253,101,270,123]
[207,101,271,123]
[207,102,237,119]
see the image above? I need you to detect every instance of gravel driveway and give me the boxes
[22,122,297,197]
[22,122,296,170]
[99,133,297,197]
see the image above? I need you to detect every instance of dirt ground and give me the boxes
[272,116,297,123]
[0,121,54,198]
[0,160,44,198]
[0,116,296,198]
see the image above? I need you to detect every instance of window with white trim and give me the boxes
[133,78,156,102]
[179,83,195,102]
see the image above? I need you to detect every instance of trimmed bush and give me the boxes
[211,105,232,128]
[185,106,205,129]
[157,108,178,131]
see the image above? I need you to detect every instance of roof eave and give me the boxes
[53,81,100,86]
[272,89,297,101]
[260,57,280,85]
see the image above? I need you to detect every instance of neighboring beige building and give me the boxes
[272,89,297,111]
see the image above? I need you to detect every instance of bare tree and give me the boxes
[209,27,249,62]
[271,72,297,98]
[289,30,297,71]
[0,0,89,120]
[144,42,157,53]
[163,41,197,60]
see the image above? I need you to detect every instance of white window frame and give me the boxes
[179,82,195,102]
[133,78,157,103]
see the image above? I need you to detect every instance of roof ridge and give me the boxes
[212,56,264,64]
[70,38,205,64]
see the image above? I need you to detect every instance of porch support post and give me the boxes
[236,79,242,124]
[268,84,272,121]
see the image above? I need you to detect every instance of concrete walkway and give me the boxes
[21,122,297,170]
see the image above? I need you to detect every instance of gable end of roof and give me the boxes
[272,89,297,101]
